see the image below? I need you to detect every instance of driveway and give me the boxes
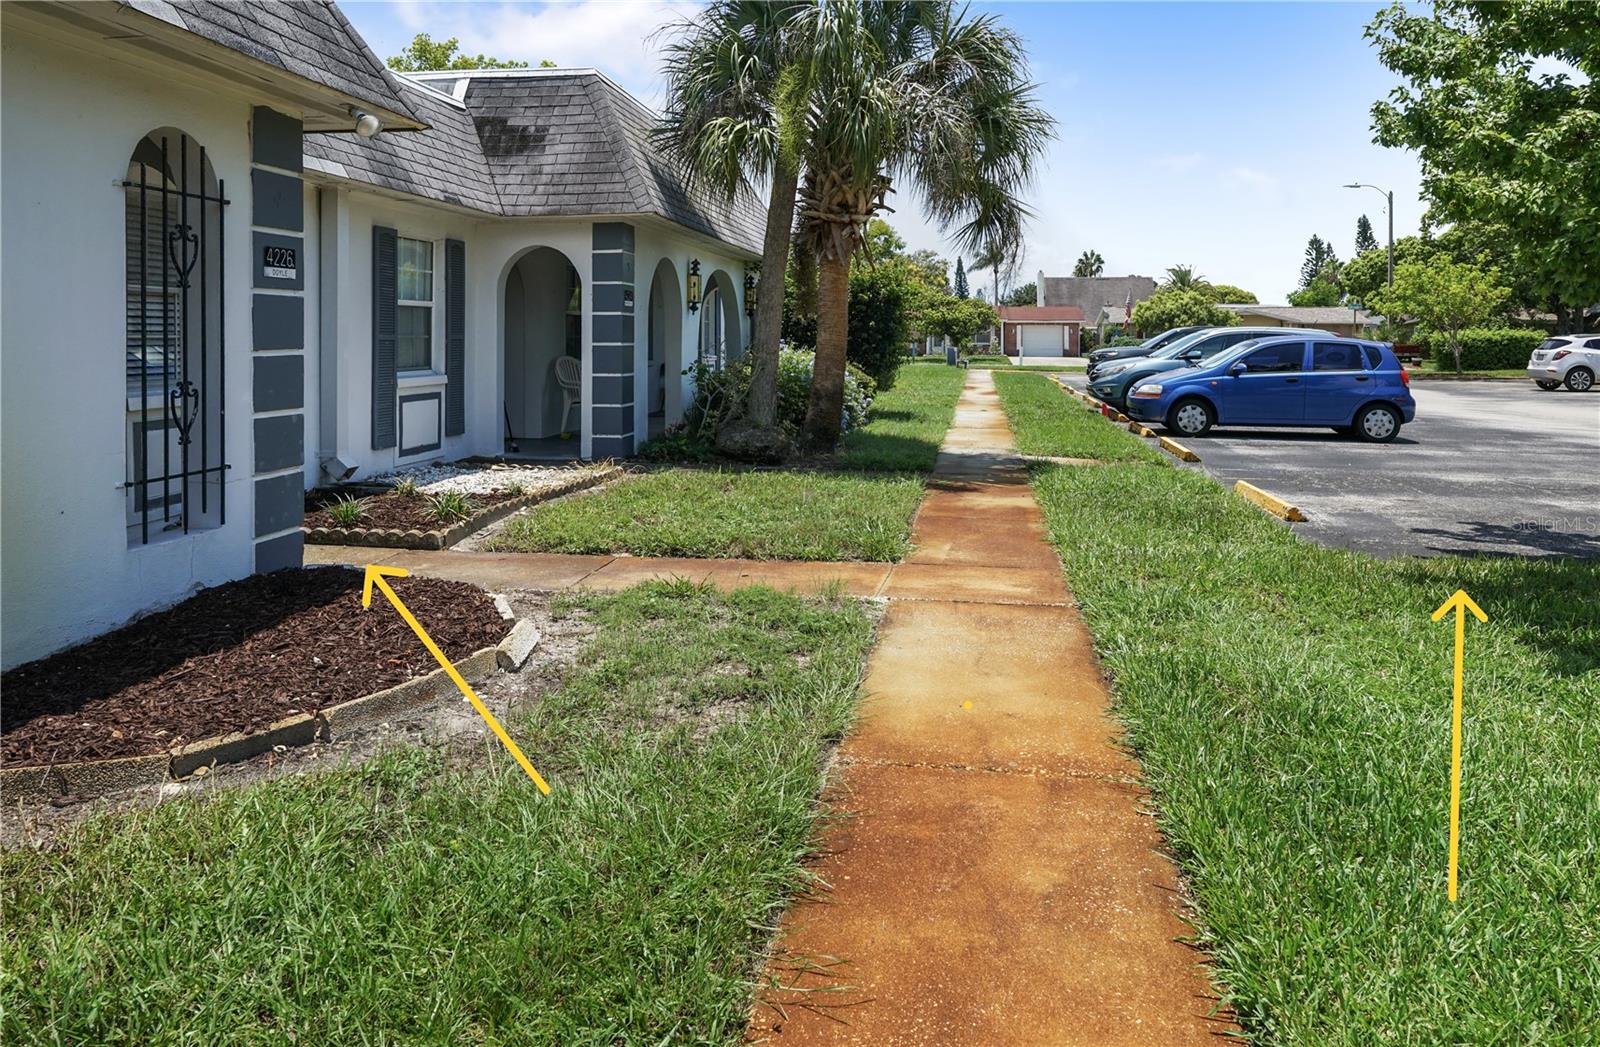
[1060,375,1600,559]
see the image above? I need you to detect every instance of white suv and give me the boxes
[1527,335,1599,392]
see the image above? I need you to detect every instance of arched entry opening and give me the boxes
[647,258,684,434]
[503,246,581,457]
[698,269,743,372]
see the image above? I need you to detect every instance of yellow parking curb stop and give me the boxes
[1234,480,1308,522]
[1127,421,1156,438]
[1158,436,1200,462]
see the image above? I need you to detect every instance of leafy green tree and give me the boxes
[1300,235,1339,289]
[1001,282,1037,306]
[1365,258,1511,373]
[1162,264,1206,292]
[861,217,907,261]
[791,3,1052,448]
[924,295,996,347]
[1073,250,1104,277]
[1355,214,1379,255]
[1202,283,1257,305]
[1130,289,1235,334]
[387,33,532,71]
[953,256,969,299]
[1287,275,1343,307]
[1367,1,1599,332]
[1342,234,1434,306]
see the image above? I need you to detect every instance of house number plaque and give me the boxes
[262,245,297,280]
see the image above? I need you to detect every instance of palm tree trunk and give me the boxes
[746,161,800,429]
[803,250,851,448]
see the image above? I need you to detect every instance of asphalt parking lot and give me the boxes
[1060,375,1600,559]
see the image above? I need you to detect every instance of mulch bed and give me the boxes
[1,568,507,768]
[304,489,523,532]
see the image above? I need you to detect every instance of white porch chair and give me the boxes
[554,355,582,438]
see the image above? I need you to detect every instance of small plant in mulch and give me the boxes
[425,490,478,524]
[502,480,528,497]
[326,495,367,526]
[392,476,420,498]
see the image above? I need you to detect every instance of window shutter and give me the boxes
[372,225,398,450]
[444,238,466,436]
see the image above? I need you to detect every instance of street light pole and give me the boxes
[1344,183,1394,287]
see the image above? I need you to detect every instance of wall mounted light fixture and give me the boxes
[744,268,757,318]
[686,259,702,313]
[349,108,382,138]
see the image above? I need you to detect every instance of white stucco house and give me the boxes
[1,0,763,669]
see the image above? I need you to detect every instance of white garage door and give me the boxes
[1020,324,1065,355]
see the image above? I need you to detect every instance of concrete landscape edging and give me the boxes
[305,465,623,549]
[0,622,539,804]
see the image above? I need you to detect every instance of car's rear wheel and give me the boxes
[1564,367,1594,392]
[1166,398,1214,437]
[1535,379,1562,390]
[1354,403,1401,443]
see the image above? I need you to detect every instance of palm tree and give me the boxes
[794,2,1054,446]
[1163,264,1206,291]
[974,236,1021,348]
[657,1,813,458]
[1073,250,1103,278]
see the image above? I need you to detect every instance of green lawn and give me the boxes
[1022,441,1599,1041]
[835,362,966,471]
[992,371,1164,462]
[488,468,924,560]
[1,582,875,1046]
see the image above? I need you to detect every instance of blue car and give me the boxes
[1124,335,1416,442]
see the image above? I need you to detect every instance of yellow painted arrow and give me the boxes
[1431,588,1486,902]
[363,565,550,794]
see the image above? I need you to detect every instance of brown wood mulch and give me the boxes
[1,568,507,768]
[304,489,522,532]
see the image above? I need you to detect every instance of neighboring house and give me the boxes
[1036,273,1158,325]
[1094,305,1131,342]
[998,306,1085,358]
[1,0,760,669]
[1218,304,1381,338]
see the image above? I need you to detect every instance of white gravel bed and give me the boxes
[371,461,600,496]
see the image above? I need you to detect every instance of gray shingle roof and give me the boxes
[125,0,419,127]
[1220,304,1380,326]
[302,70,766,256]
[1041,276,1159,316]
[304,83,501,213]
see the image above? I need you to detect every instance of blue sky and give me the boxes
[343,1,1428,301]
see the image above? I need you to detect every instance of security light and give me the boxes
[351,109,382,138]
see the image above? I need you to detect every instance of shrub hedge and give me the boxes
[1426,327,1544,370]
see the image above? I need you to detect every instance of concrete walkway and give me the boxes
[749,371,1227,1045]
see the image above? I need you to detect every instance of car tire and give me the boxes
[1354,403,1401,443]
[1166,397,1214,437]
[1564,367,1594,392]
[1535,379,1562,390]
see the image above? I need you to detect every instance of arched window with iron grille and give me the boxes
[123,129,228,545]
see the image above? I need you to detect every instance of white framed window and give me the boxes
[397,236,438,372]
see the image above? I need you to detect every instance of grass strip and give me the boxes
[993,370,1164,462]
[1026,453,1600,1044]
[1,581,876,1046]
[487,468,923,561]
[836,362,966,472]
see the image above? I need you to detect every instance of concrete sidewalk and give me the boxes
[750,370,1227,1045]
